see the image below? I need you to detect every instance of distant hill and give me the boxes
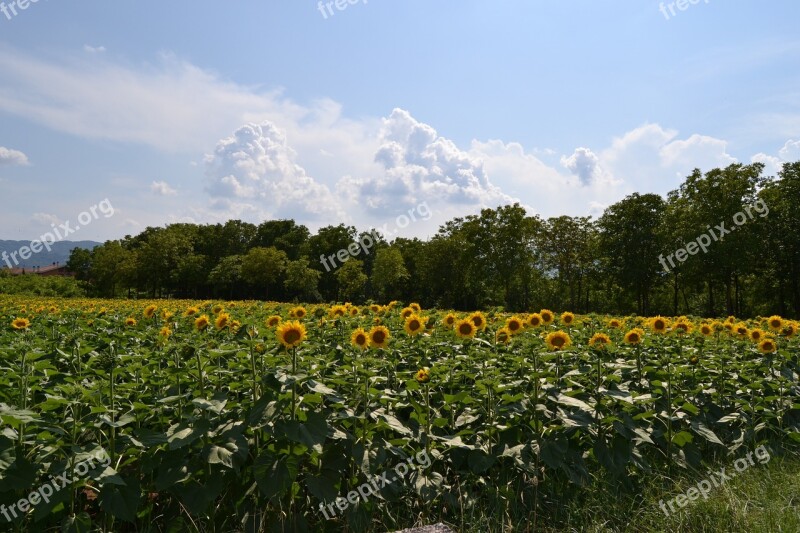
[0,240,102,269]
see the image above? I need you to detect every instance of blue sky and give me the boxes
[1,0,799,242]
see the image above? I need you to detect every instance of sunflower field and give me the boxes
[1,295,799,531]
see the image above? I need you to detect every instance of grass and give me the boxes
[446,449,800,533]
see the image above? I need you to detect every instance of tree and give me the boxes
[370,247,409,301]
[335,260,368,301]
[284,258,322,302]
[240,247,288,299]
[208,255,244,299]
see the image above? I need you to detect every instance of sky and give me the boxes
[0,0,799,243]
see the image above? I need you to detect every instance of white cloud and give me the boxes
[778,139,800,161]
[31,212,59,226]
[151,180,177,196]
[205,121,345,222]
[751,152,784,176]
[83,45,106,54]
[0,146,29,166]
[561,147,602,186]
[342,108,516,216]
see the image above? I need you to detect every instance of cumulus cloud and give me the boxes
[205,121,345,222]
[751,152,784,177]
[31,212,59,226]
[341,108,515,215]
[83,45,106,54]
[151,180,177,196]
[561,147,602,185]
[0,146,29,166]
[778,139,800,161]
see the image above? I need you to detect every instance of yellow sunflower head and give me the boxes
[767,315,783,332]
[527,313,543,328]
[545,330,572,351]
[369,304,381,313]
[184,306,199,317]
[351,328,369,350]
[734,323,749,338]
[539,309,554,326]
[700,324,714,337]
[495,327,511,344]
[125,317,137,327]
[330,305,347,318]
[454,318,477,339]
[401,307,415,319]
[143,305,158,319]
[349,306,360,317]
[290,306,307,319]
[11,317,30,330]
[266,315,282,328]
[369,325,390,349]
[624,328,645,345]
[409,303,422,313]
[415,367,431,384]
[506,316,524,335]
[673,320,693,335]
[650,316,670,334]
[404,314,425,336]
[443,313,458,328]
[195,315,210,331]
[159,326,172,339]
[276,321,307,349]
[750,328,766,342]
[560,312,575,326]
[758,338,777,354]
[215,313,231,330]
[469,311,488,331]
[589,333,612,349]
[607,318,624,329]
[212,305,224,315]
[781,322,797,338]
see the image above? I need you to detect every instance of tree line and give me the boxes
[67,161,800,318]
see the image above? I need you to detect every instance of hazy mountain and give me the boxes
[0,240,102,270]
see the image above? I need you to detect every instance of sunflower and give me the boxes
[290,306,307,319]
[329,305,348,318]
[409,303,422,313]
[539,309,555,326]
[607,318,624,329]
[349,307,360,317]
[699,324,714,337]
[195,315,210,331]
[162,310,174,321]
[266,315,282,328]
[11,317,30,330]
[369,304,381,313]
[215,313,231,330]
[649,316,670,334]
[454,318,477,339]
[767,315,783,332]
[469,311,488,331]
[782,322,797,338]
[125,317,137,327]
[404,315,425,336]
[589,333,612,349]
[734,322,749,339]
[159,326,172,339]
[527,313,543,328]
[443,313,458,328]
[758,338,777,354]
[415,367,431,384]
[143,305,158,319]
[560,312,575,326]
[212,305,224,315]
[495,327,511,344]
[749,328,767,342]
[673,319,693,335]
[401,307,415,319]
[276,321,307,349]
[369,326,391,349]
[725,315,737,324]
[545,331,572,351]
[184,306,199,317]
[624,328,645,345]
[351,328,369,350]
[503,316,523,335]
